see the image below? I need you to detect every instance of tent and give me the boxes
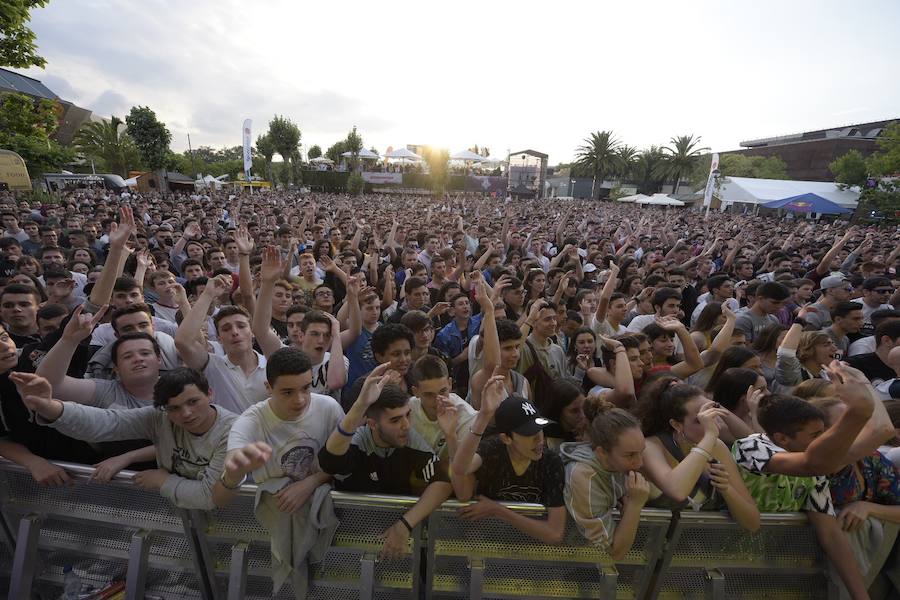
[637,194,684,206]
[384,148,423,161]
[309,156,334,164]
[762,193,852,214]
[450,150,489,162]
[341,148,379,160]
[617,193,649,203]
[717,176,859,209]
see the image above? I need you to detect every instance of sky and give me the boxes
[19,0,900,164]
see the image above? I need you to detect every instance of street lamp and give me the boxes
[570,179,576,198]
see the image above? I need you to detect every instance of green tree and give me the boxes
[616,144,639,180]
[1,0,49,68]
[662,134,709,195]
[325,140,348,165]
[0,92,73,176]
[632,147,669,195]
[307,144,322,160]
[266,115,301,186]
[255,133,276,183]
[344,126,363,171]
[689,153,789,189]
[125,106,172,170]
[829,150,868,187]
[575,130,622,200]
[73,116,141,177]
[857,122,900,214]
[347,171,365,195]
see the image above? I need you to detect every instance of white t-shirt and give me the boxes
[409,393,477,458]
[310,351,350,401]
[227,394,344,484]
[152,303,180,324]
[90,317,178,347]
[203,351,268,414]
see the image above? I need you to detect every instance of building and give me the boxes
[724,119,896,181]
[0,68,96,146]
[507,149,548,199]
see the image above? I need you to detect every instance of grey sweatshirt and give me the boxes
[45,402,237,509]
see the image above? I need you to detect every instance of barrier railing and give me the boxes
[0,459,838,599]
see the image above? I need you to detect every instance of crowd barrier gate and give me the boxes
[0,459,838,599]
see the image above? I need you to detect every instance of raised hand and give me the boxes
[234,226,255,255]
[696,400,729,437]
[108,206,136,248]
[435,395,458,436]
[260,246,286,282]
[203,274,233,298]
[654,315,685,332]
[480,373,506,415]
[184,221,202,240]
[356,363,400,413]
[223,441,272,482]
[61,304,109,343]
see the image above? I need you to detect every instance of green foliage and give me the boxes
[347,171,365,195]
[125,106,172,170]
[0,92,73,176]
[255,133,276,183]
[632,147,669,195]
[0,0,49,68]
[307,144,322,160]
[266,115,301,185]
[73,116,141,176]
[689,153,788,190]
[575,131,623,199]
[325,140,348,164]
[855,122,900,215]
[344,126,363,171]
[663,134,709,194]
[829,150,868,187]
[616,144,639,179]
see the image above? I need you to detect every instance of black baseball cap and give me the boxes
[494,395,550,436]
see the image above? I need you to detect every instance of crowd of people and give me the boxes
[2,189,900,598]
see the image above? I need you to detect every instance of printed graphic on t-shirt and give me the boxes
[278,434,322,481]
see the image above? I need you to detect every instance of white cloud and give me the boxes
[21,0,900,163]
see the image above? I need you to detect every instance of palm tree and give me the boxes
[632,147,669,195]
[663,134,710,195]
[255,133,275,183]
[73,116,140,177]
[575,131,622,200]
[615,144,639,181]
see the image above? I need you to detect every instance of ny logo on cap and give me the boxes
[522,402,536,416]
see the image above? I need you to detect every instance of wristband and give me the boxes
[469,427,485,437]
[792,317,807,328]
[220,471,247,490]
[690,446,714,462]
[336,423,356,437]
[399,515,413,532]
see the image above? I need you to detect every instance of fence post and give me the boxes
[8,513,41,600]
[180,509,220,600]
[468,558,485,600]
[359,551,377,600]
[125,529,151,600]
[227,542,249,600]
[705,569,725,600]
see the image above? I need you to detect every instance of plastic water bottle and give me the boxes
[61,565,81,599]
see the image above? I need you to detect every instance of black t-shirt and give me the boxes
[847,352,895,383]
[474,435,565,507]
[0,372,104,465]
[271,317,288,342]
[9,330,40,349]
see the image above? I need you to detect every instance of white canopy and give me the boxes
[717,176,859,208]
[309,156,334,164]
[637,194,685,206]
[384,147,423,161]
[124,177,138,187]
[450,150,489,162]
[342,148,379,159]
[617,193,649,203]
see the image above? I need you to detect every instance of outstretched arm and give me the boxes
[34,306,106,405]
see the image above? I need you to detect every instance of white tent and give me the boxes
[717,176,859,209]
[617,193,649,203]
[341,148,379,160]
[637,194,685,206]
[124,177,138,187]
[384,148,423,161]
[309,156,334,164]
[450,150,489,162]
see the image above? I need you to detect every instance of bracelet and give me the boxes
[469,427,485,437]
[523,321,534,329]
[219,471,247,490]
[690,446,714,462]
[399,515,413,532]
[239,252,250,257]
[336,423,356,437]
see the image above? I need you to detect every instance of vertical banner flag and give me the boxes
[703,152,719,217]
[242,119,252,180]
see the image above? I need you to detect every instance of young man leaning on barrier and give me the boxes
[11,368,236,509]
[318,363,453,561]
[449,374,567,545]
[732,361,887,600]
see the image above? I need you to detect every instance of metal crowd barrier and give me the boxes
[0,459,837,599]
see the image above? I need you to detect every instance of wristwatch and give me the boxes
[219,471,246,490]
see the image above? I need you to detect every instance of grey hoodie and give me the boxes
[44,402,236,509]
[559,441,626,550]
